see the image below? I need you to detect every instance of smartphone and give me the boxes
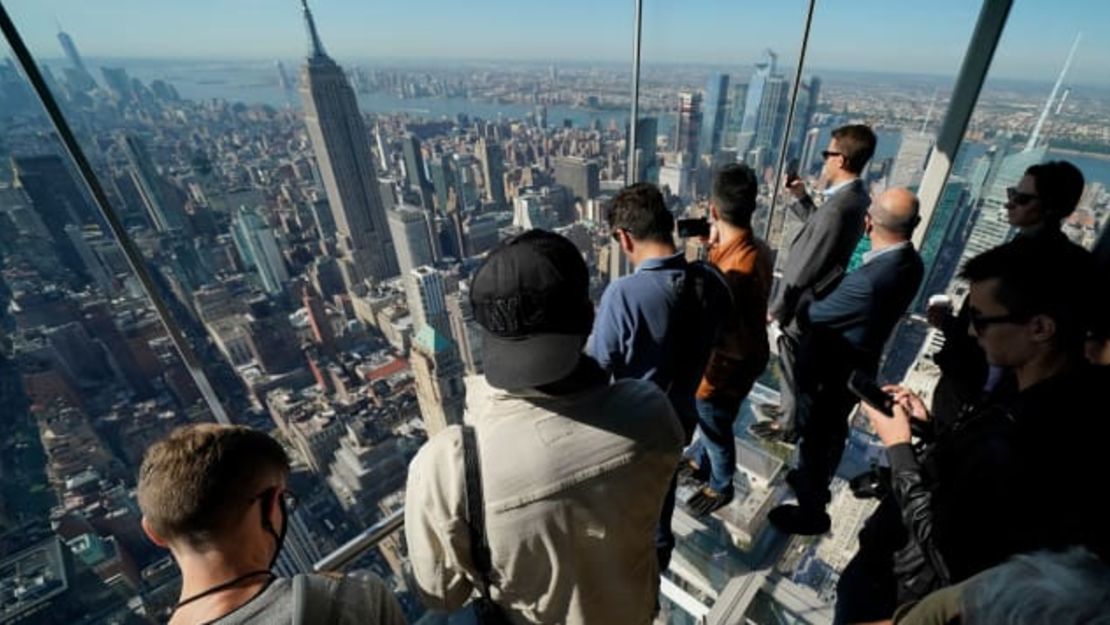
[677,217,710,238]
[785,158,800,185]
[847,370,895,417]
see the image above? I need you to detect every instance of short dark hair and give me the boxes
[960,237,1093,348]
[712,163,759,227]
[831,124,877,174]
[138,424,290,547]
[1026,160,1085,221]
[607,183,674,245]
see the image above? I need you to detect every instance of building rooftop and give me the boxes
[0,538,69,622]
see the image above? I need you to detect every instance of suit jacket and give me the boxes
[798,241,924,373]
[772,178,870,326]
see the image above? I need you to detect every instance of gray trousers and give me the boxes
[776,327,800,430]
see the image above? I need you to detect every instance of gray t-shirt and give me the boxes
[211,572,406,625]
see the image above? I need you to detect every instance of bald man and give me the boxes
[769,188,925,536]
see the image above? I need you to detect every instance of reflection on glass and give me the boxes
[4,0,631,621]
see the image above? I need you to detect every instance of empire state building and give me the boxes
[298,0,398,288]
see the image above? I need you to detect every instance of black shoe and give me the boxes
[686,486,734,517]
[677,458,709,484]
[768,504,831,536]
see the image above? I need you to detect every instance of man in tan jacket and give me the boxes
[405,230,683,624]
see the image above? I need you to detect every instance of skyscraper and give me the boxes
[738,49,777,153]
[99,67,133,101]
[787,76,821,161]
[298,0,398,288]
[410,325,465,436]
[56,29,97,91]
[408,265,451,337]
[700,73,730,158]
[674,91,703,164]
[723,81,749,150]
[231,206,289,296]
[477,137,507,207]
[752,76,789,159]
[387,205,436,277]
[428,153,457,213]
[553,156,600,202]
[630,117,658,183]
[402,133,434,210]
[446,285,483,376]
[121,134,190,234]
[889,132,934,190]
[799,127,823,176]
[326,423,408,526]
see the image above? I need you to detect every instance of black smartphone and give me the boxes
[847,370,895,417]
[677,217,710,238]
[785,158,800,185]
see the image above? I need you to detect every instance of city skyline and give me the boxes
[3,2,1110,623]
[5,0,1110,87]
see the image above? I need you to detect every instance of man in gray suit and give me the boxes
[753,124,877,443]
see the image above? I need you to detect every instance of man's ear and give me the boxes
[618,229,634,255]
[709,202,720,222]
[141,516,168,548]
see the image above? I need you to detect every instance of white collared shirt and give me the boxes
[862,240,912,265]
[822,177,860,199]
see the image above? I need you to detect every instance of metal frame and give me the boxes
[313,509,405,572]
[626,0,644,186]
[764,0,819,242]
[912,0,1014,249]
[0,2,231,424]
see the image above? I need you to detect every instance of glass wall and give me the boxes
[900,0,1110,399]
[3,0,631,622]
[3,0,1109,623]
[0,34,218,622]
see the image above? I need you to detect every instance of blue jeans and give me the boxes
[685,396,742,495]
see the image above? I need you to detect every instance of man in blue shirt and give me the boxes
[588,182,728,570]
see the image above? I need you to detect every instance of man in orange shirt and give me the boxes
[685,164,774,515]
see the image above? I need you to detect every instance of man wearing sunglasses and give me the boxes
[756,124,877,444]
[930,160,1087,417]
[837,237,1108,624]
[138,424,405,624]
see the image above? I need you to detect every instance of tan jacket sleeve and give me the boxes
[403,426,477,612]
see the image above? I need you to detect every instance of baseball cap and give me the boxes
[470,230,593,389]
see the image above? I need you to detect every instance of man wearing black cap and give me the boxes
[404,230,684,625]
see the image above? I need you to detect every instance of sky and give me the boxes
[5,0,1109,87]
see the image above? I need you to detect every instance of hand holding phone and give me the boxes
[677,217,710,239]
[848,370,894,417]
[785,158,800,185]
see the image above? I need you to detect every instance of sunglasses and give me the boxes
[821,150,843,160]
[1005,187,1039,205]
[969,311,1027,333]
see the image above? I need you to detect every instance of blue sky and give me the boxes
[5,0,1109,86]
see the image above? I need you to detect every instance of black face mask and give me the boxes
[262,488,289,571]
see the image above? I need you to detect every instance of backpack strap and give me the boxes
[461,425,496,602]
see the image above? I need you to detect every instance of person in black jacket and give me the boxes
[837,237,1107,624]
[928,160,1087,416]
